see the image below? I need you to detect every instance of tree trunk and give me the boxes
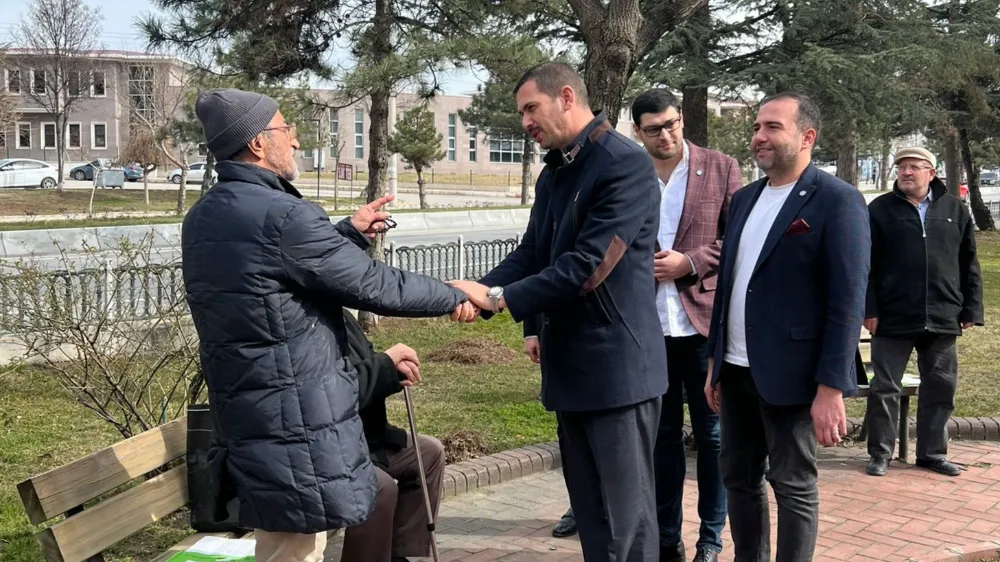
[959,127,994,231]
[582,25,638,127]
[943,129,961,193]
[334,154,340,210]
[520,136,532,205]
[177,152,188,215]
[416,168,427,209]
[682,86,709,147]
[201,152,215,195]
[358,0,393,332]
[55,102,65,192]
[143,169,150,205]
[878,136,892,191]
[836,120,858,186]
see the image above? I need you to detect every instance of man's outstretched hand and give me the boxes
[449,280,492,310]
[351,194,394,238]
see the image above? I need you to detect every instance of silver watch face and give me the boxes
[487,286,503,298]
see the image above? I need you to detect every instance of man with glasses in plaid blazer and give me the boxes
[630,88,743,562]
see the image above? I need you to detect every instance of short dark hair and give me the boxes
[513,62,589,107]
[631,89,681,125]
[761,91,822,138]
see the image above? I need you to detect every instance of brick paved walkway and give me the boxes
[325,441,1000,561]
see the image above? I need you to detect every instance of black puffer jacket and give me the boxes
[865,177,984,336]
[181,162,465,533]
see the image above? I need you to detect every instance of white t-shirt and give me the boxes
[724,181,796,366]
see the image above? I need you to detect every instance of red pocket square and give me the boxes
[785,218,811,235]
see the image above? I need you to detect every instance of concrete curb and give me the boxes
[441,441,562,500]
[913,541,1000,561]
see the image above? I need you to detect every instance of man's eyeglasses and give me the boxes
[263,123,297,138]
[897,164,933,173]
[381,217,398,231]
[640,117,682,138]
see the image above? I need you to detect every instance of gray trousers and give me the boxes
[557,397,661,562]
[718,363,818,562]
[866,333,958,462]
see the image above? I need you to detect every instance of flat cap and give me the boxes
[894,147,937,169]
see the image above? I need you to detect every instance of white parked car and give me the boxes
[167,162,218,184]
[0,158,58,189]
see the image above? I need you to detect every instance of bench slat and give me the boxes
[18,418,187,525]
[36,464,188,562]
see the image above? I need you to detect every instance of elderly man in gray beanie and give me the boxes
[182,88,478,562]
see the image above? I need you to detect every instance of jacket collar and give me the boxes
[543,111,611,169]
[214,161,303,199]
[891,176,946,202]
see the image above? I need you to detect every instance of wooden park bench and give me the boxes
[852,326,920,461]
[16,416,253,562]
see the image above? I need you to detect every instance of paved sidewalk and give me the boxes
[325,441,1000,561]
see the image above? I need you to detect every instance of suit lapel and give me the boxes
[721,180,765,289]
[675,142,706,245]
[751,164,820,277]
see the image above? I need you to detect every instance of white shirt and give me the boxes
[656,141,698,337]
[724,181,796,366]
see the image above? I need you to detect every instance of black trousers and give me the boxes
[866,333,958,461]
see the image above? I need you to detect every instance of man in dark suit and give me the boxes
[703,92,870,561]
[450,62,666,562]
[630,89,743,562]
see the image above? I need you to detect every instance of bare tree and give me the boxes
[13,0,101,191]
[0,235,200,438]
[329,112,348,210]
[119,125,160,205]
[118,62,199,214]
[0,50,19,154]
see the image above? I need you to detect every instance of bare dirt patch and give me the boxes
[440,429,491,463]
[425,337,519,365]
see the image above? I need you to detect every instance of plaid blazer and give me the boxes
[657,142,744,337]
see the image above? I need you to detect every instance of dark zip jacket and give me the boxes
[865,177,984,336]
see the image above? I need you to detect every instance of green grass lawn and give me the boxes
[1,233,998,561]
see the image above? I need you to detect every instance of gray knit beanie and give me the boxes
[195,88,280,160]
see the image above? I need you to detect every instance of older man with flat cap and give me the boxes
[182,88,477,562]
[864,146,984,478]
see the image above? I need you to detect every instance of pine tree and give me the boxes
[388,105,446,209]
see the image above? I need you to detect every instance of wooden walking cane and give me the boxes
[402,385,441,562]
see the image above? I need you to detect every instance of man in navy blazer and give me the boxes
[704,92,870,561]
[451,62,666,562]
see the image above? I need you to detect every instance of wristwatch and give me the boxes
[487,286,504,313]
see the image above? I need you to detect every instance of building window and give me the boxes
[303,148,313,158]
[32,69,45,94]
[128,65,155,121]
[354,109,364,160]
[16,122,30,149]
[92,70,106,97]
[489,137,524,163]
[68,71,81,97]
[68,123,81,149]
[6,69,20,94]
[92,123,107,149]
[329,110,339,158]
[447,114,456,161]
[0,131,5,149]
[468,127,477,162]
[42,123,56,149]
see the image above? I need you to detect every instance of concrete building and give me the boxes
[300,89,749,178]
[1,50,188,168]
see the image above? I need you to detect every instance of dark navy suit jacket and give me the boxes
[480,112,667,413]
[706,163,871,406]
